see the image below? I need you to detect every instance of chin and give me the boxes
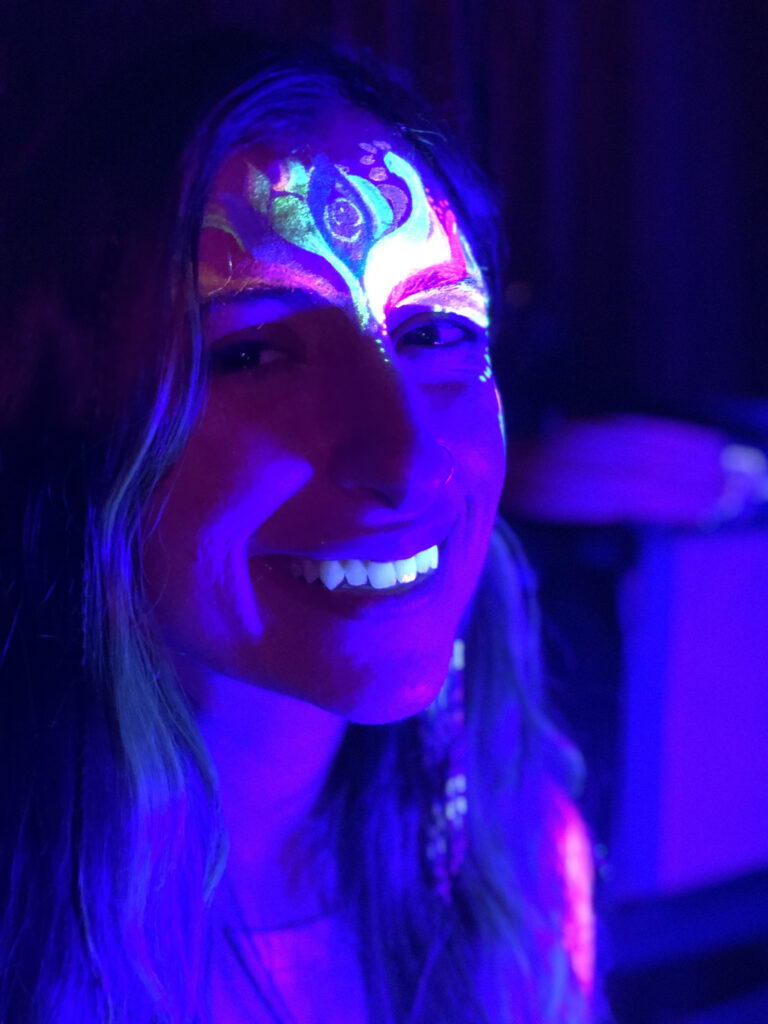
[313,652,452,726]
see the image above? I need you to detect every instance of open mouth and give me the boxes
[287,543,439,592]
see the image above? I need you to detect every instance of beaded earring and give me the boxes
[420,637,468,904]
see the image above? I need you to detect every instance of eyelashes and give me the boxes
[208,339,287,373]
[207,317,299,374]
[207,310,486,376]
[392,312,483,351]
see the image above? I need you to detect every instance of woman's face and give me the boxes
[143,105,506,723]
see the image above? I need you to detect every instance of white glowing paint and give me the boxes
[494,385,506,449]
[361,151,454,328]
[478,350,494,383]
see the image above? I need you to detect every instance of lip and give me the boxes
[248,532,454,617]
[249,515,456,565]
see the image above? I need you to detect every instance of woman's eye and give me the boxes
[209,340,286,373]
[395,316,479,349]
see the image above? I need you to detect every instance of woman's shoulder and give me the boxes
[498,778,596,1021]
[548,782,596,1002]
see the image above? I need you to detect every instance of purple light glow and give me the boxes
[616,527,768,897]
[555,789,597,998]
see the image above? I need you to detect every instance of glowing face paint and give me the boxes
[495,384,507,450]
[198,138,489,342]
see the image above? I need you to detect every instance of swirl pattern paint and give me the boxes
[198,138,489,339]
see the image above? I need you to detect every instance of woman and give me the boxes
[0,33,593,1023]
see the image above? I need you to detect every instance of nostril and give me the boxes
[331,435,455,511]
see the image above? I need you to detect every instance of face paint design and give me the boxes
[198,139,489,344]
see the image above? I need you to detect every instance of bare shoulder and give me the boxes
[548,783,596,1002]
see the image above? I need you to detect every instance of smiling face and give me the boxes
[142,105,506,723]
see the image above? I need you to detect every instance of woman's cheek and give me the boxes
[452,383,507,492]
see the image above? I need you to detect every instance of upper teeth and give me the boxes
[290,544,439,591]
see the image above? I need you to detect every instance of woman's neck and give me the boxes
[180,658,347,930]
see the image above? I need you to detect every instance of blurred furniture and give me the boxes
[503,412,768,1023]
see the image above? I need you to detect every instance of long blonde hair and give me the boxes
[0,33,586,1022]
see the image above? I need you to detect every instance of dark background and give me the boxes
[3,3,767,1021]
[3,0,766,417]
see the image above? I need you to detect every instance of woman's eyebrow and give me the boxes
[389,267,487,308]
[202,287,345,341]
[392,279,489,311]
[202,287,325,313]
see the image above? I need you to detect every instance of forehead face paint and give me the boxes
[198,137,489,336]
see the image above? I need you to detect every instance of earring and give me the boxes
[420,638,468,905]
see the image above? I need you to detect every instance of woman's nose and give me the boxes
[329,370,454,515]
